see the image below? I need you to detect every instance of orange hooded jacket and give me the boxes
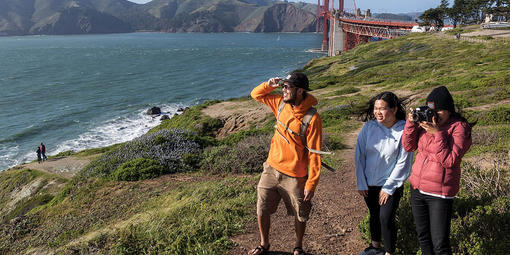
[251,82,322,192]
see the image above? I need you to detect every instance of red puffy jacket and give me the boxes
[402,118,472,197]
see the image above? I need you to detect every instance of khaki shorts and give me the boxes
[257,162,312,222]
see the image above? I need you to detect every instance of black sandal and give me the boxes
[248,244,270,255]
[293,246,305,255]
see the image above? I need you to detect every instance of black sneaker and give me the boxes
[374,247,386,255]
[359,246,385,255]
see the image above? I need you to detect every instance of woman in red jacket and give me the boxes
[402,86,472,255]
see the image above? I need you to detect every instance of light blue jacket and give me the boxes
[355,119,413,195]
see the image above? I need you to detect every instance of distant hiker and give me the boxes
[402,86,473,255]
[356,92,413,255]
[40,142,47,161]
[248,72,324,255]
[36,147,42,164]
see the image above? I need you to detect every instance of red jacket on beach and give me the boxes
[402,118,472,197]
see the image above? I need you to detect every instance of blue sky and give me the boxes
[127,0,443,13]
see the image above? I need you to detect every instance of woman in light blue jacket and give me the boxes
[356,92,414,255]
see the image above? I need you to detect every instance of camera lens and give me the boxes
[412,112,420,122]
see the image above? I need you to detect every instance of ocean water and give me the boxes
[0,32,324,171]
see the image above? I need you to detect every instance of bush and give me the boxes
[81,129,200,178]
[149,105,223,137]
[464,105,510,125]
[451,196,510,255]
[199,134,271,174]
[461,160,510,200]
[112,158,167,181]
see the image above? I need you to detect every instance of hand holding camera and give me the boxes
[412,106,435,123]
[408,106,440,134]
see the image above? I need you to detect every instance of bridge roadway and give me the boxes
[327,15,417,55]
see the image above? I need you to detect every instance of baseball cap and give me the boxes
[282,72,310,91]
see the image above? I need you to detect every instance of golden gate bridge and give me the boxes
[317,0,418,55]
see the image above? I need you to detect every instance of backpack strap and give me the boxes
[276,100,301,137]
[276,100,333,155]
[300,107,334,155]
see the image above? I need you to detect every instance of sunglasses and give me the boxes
[282,84,296,90]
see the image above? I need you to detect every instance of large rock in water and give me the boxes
[147,107,161,115]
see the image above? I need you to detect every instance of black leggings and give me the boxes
[411,188,453,255]
[364,185,403,253]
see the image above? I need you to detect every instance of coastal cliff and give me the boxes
[0,0,319,35]
[1,33,509,254]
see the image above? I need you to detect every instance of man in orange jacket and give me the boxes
[248,72,322,255]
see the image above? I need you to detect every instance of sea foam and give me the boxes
[51,104,184,156]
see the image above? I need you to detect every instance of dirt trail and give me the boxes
[16,156,92,179]
[202,101,367,254]
[227,128,366,255]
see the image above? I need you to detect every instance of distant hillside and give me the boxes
[247,3,317,32]
[374,13,413,22]
[0,0,319,35]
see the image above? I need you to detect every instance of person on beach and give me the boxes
[248,72,323,255]
[36,147,42,164]
[402,86,473,255]
[356,92,413,255]
[40,142,47,161]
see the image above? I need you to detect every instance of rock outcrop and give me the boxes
[147,107,162,115]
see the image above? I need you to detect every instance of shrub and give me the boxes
[112,158,167,181]
[451,196,510,254]
[149,105,223,137]
[461,160,510,200]
[199,134,271,174]
[464,105,510,125]
[81,129,200,178]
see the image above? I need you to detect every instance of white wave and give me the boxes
[0,104,187,171]
[0,144,22,169]
[51,104,185,156]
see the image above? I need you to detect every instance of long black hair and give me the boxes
[360,91,407,122]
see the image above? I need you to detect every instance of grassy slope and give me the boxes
[0,33,509,254]
[302,33,509,157]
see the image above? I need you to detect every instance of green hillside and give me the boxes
[1,33,509,254]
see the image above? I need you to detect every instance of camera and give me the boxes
[412,106,435,123]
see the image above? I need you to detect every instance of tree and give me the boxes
[419,7,445,27]
[487,0,510,21]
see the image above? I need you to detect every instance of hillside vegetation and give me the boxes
[0,0,318,35]
[0,33,509,254]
